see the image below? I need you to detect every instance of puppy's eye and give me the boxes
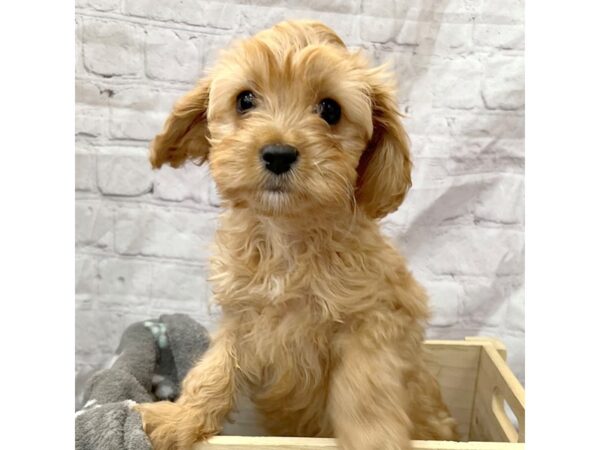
[316,98,341,125]
[236,90,256,114]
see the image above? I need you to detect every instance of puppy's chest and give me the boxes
[214,234,371,313]
[237,303,335,394]
[215,248,337,309]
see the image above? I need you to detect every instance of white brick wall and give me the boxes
[75,0,525,398]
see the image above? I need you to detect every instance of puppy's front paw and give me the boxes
[135,401,215,450]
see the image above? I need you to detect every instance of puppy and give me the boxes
[136,20,459,450]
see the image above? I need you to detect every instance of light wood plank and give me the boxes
[223,395,268,436]
[464,337,507,361]
[470,345,525,443]
[198,436,525,450]
[422,342,481,440]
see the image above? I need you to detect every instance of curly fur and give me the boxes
[135,20,459,450]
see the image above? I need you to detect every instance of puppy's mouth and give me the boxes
[265,186,288,194]
[263,178,291,194]
[255,178,296,212]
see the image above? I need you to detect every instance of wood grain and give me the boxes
[198,436,525,450]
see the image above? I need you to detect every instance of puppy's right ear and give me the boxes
[150,77,211,169]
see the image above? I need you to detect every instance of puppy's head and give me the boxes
[151,20,411,219]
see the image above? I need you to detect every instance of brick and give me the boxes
[75,16,85,76]
[123,0,238,28]
[311,12,357,44]
[114,205,218,261]
[460,277,521,326]
[76,289,95,312]
[424,0,483,23]
[397,226,524,277]
[390,173,524,230]
[235,6,293,35]
[479,0,524,25]
[434,22,472,51]
[359,16,401,43]
[82,18,144,77]
[397,21,472,52]
[108,85,183,113]
[246,0,360,14]
[505,282,525,333]
[411,135,523,161]
[361,0,406,17]
[474,24,524,49]
[76,200,114,249]
[122,0,172,21]
[425,280,462,326]
[97,257,154,297]
[152,166,189,202]
[473,173,524,224]
[97,294,154,310]
[398,181,478,227]
[75,151,96,192]
[317,0,361,14]
[452,111,524,139]
[406,109,524,140]
[384,52,426,105]
[109,109,165,141]
[153,163,216,205]
[97,150,153,196]
[482,55,524,110]
[409,157,450,184]
[76,254,97,296]
[108,86,158,111]
[432,0,482,15]
[433,58,483,109]
[395,21,420,47]
[76,0,120,11]
[151,262,210,301]
[182,1,239,28]
[199,34,234,69]
[76,105,109,138]
[75,79,111,107]
[145,28,201,83]
[446,143,524,175]
[365,47,395,70]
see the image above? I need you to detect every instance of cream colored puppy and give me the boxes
[136,20,459,450]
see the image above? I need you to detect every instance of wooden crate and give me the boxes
[196,337,525,450]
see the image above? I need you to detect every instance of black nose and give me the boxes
[261,144,298,175]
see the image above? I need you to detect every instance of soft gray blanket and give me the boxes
[75,314,211,450]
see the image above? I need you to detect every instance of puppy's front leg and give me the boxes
[135,329,239,450]
[329,327,414,450]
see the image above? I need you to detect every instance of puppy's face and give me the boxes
[151,21,412,220]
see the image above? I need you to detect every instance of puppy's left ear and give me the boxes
[150,77,211,169]
[356,70,412,219]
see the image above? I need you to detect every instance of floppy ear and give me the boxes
[150,77,211,169]
[355,70,412,219]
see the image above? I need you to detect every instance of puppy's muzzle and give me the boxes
[261,144,298,175]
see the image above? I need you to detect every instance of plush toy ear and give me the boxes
[150,77,211,169]
[355,70,413,219]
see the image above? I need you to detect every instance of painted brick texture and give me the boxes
[75,0,525,401]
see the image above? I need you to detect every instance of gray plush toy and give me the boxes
[75,314,211,450]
